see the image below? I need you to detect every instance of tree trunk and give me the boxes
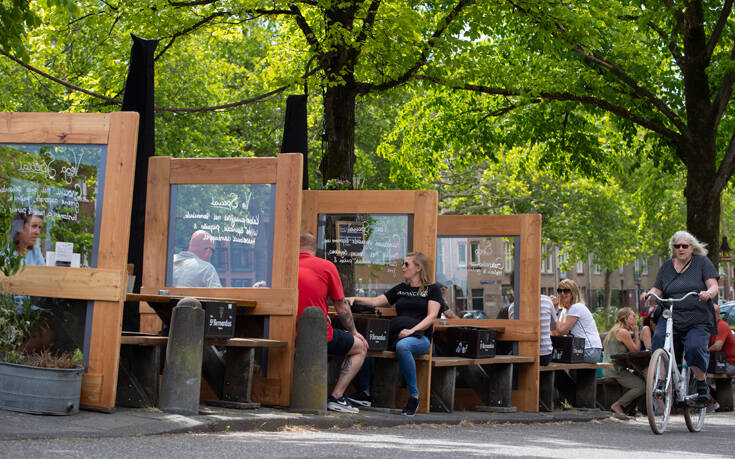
[320,82,356,184]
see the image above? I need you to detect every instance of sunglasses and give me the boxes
[403,261,411,267]
[673,244,689,249]
[556,288,571,294]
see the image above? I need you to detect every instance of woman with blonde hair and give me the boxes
[554,279,602,363]
[602,307,645,414]
[346,251,441,416]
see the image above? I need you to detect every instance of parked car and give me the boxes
[462,310,488,319]
[719,301,735,329]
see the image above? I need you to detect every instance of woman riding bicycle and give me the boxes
[641,230,719,404]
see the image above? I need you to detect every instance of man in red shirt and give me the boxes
[298,233,367,413]
[709,304,735,376]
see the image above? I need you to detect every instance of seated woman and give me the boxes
[554,279,602,363]
[640,315,655,351]
[602,307,645,415]
[346,252,441,417]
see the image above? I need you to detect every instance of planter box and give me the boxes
[332,316,389,351]
[0,361,83,415]
[446,326,497,358]
[551,335,585,363]
[709,351,727,374]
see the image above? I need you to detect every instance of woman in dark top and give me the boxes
[641,230,719,404]
[346,252,441,416]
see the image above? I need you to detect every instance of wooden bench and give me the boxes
[431,355,534,412]
[708,373,734,411]
[117,334,287,409]
[538,362,613,411]
[364,350,432,414]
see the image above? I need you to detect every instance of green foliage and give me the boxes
[593,307,617,333]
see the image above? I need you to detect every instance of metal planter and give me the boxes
[0,361,83,415]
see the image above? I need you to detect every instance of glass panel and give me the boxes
[436,236,518,319]
[316,214,413,297]
[166,184,276,288]
[0,143,107,267]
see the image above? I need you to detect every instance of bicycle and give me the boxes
[645,291,706,434]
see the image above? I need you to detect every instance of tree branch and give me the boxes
[706,0,734,62]
[289,4,322,54]
[416,74,682,142]
[154,11,232,61]
[647,20,683,70]
[712,129,735,197]
[355,0,381,44]
[356,0,472,94]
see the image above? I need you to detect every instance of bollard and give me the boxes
[159,297,205,415]
[290,306,327,412]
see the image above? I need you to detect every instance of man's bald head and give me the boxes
[189,230,215,261]
[300,233,317,255]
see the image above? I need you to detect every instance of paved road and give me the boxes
[2,413,734,458]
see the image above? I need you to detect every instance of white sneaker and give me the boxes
[328,395,359,414]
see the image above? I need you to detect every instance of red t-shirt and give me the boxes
[297,252,345,342]
[709,319,735,366]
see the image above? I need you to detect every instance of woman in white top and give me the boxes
[554,278,602,363]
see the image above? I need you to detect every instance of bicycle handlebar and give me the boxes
[646,291,698,303]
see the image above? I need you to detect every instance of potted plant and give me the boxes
[0,199,84,415]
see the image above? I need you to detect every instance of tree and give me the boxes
[417,0,735,265]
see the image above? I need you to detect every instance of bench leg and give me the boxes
[431,367,456,412]
[215,347,259,409]
[372,358,400,409]
[539,371,555,412]
[116,344,161,408]
[416,359,431,414]
[484,363,513,409]
[572,369,596,408]
[713,378,733,411]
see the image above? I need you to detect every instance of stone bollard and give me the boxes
[290,306,327,412]
[159,297,205,415]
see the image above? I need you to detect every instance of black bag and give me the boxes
[351,301,376,315]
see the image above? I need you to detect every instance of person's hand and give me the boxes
[398,328,414,339]
[640,291,649,303]
[550,295,559,309]
[353,331,368,348]
[345,297,355,306]
[699,290,711,302]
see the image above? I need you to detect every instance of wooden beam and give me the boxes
[169,157,279,184]
[1,266,125,301]
[0,112,110,144]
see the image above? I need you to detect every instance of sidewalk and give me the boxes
[0,405,617,441]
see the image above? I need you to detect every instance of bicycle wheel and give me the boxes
[683,369,706,432]
[646,348,672,434]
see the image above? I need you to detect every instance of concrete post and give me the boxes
[159,297,205,415]
[290,306,327,412]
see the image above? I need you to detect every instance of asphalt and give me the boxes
[0,405,619,441]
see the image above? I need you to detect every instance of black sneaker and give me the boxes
[328,395,359,414]
[696,381,710,405]
[346,391,372,407]
[402,396,419,416]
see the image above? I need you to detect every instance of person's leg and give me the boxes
[681,325,710,403]
[613,371,646,410]
[395,336,431,398]
[726,362,735,377]
[356,357,373,393]
[329,330,367,399]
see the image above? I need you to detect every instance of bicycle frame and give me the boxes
[659,300,696,404]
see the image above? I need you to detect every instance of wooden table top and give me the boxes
[126,293,256,308]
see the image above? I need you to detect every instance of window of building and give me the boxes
[470,241,479,265]
[504,240,513,273]
[471,288,484,310]
[593,255,601,275]
[641,257,648,275]
[457,241,467,267]
[576,261,584,274]
[634,258,640,274]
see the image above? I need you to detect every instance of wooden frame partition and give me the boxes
[437,214,542,412]
[0,112,139,411]
[140,153,303,407]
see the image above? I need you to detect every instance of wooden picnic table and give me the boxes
[127,293,256,326]
[610,350,651,374]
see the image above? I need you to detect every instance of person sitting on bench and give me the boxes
[602,307,645,415]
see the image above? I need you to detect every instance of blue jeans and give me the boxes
[356,336,431,398]
[651,323,710,373]
[584,348,602,364]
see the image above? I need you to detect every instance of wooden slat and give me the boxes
[300,190,318,235]
[539,362,613,371]
[271,154,303,289]
[367,350,431,361]
[141,156,171,290]
[437,214,526,236]
[86,299,124,409]
[169,157,278,184]
[413,190,438,279]
[209,338,287,348]
[0,112,110,144]
[126,293,256,308]
[263,315,295,406]
[430,319,538,341]
[303,190,431,214]
[1,266,125,301]
[432,355,534,367]
[138,287,296,316]
[120,336,168,345]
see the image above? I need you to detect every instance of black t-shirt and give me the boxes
[385,282,442,340]
[653,254,719,332]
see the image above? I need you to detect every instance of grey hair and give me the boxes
[669,230,708,256]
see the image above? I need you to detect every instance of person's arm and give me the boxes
[334,297,368,347]
[700,278,719,302]
[346,294,390,308]
[398,300,441,339]
[709,321,728,351]
[640,326,652,350]
[616,327,639,353]
[710,338,725,352]
[443,308,459,319]
[556,312,578,335]
[641,287,663,302]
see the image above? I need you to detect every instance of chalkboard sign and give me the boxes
[317,214,413,297]
[0,143,106,267]
[165,184,275,288]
